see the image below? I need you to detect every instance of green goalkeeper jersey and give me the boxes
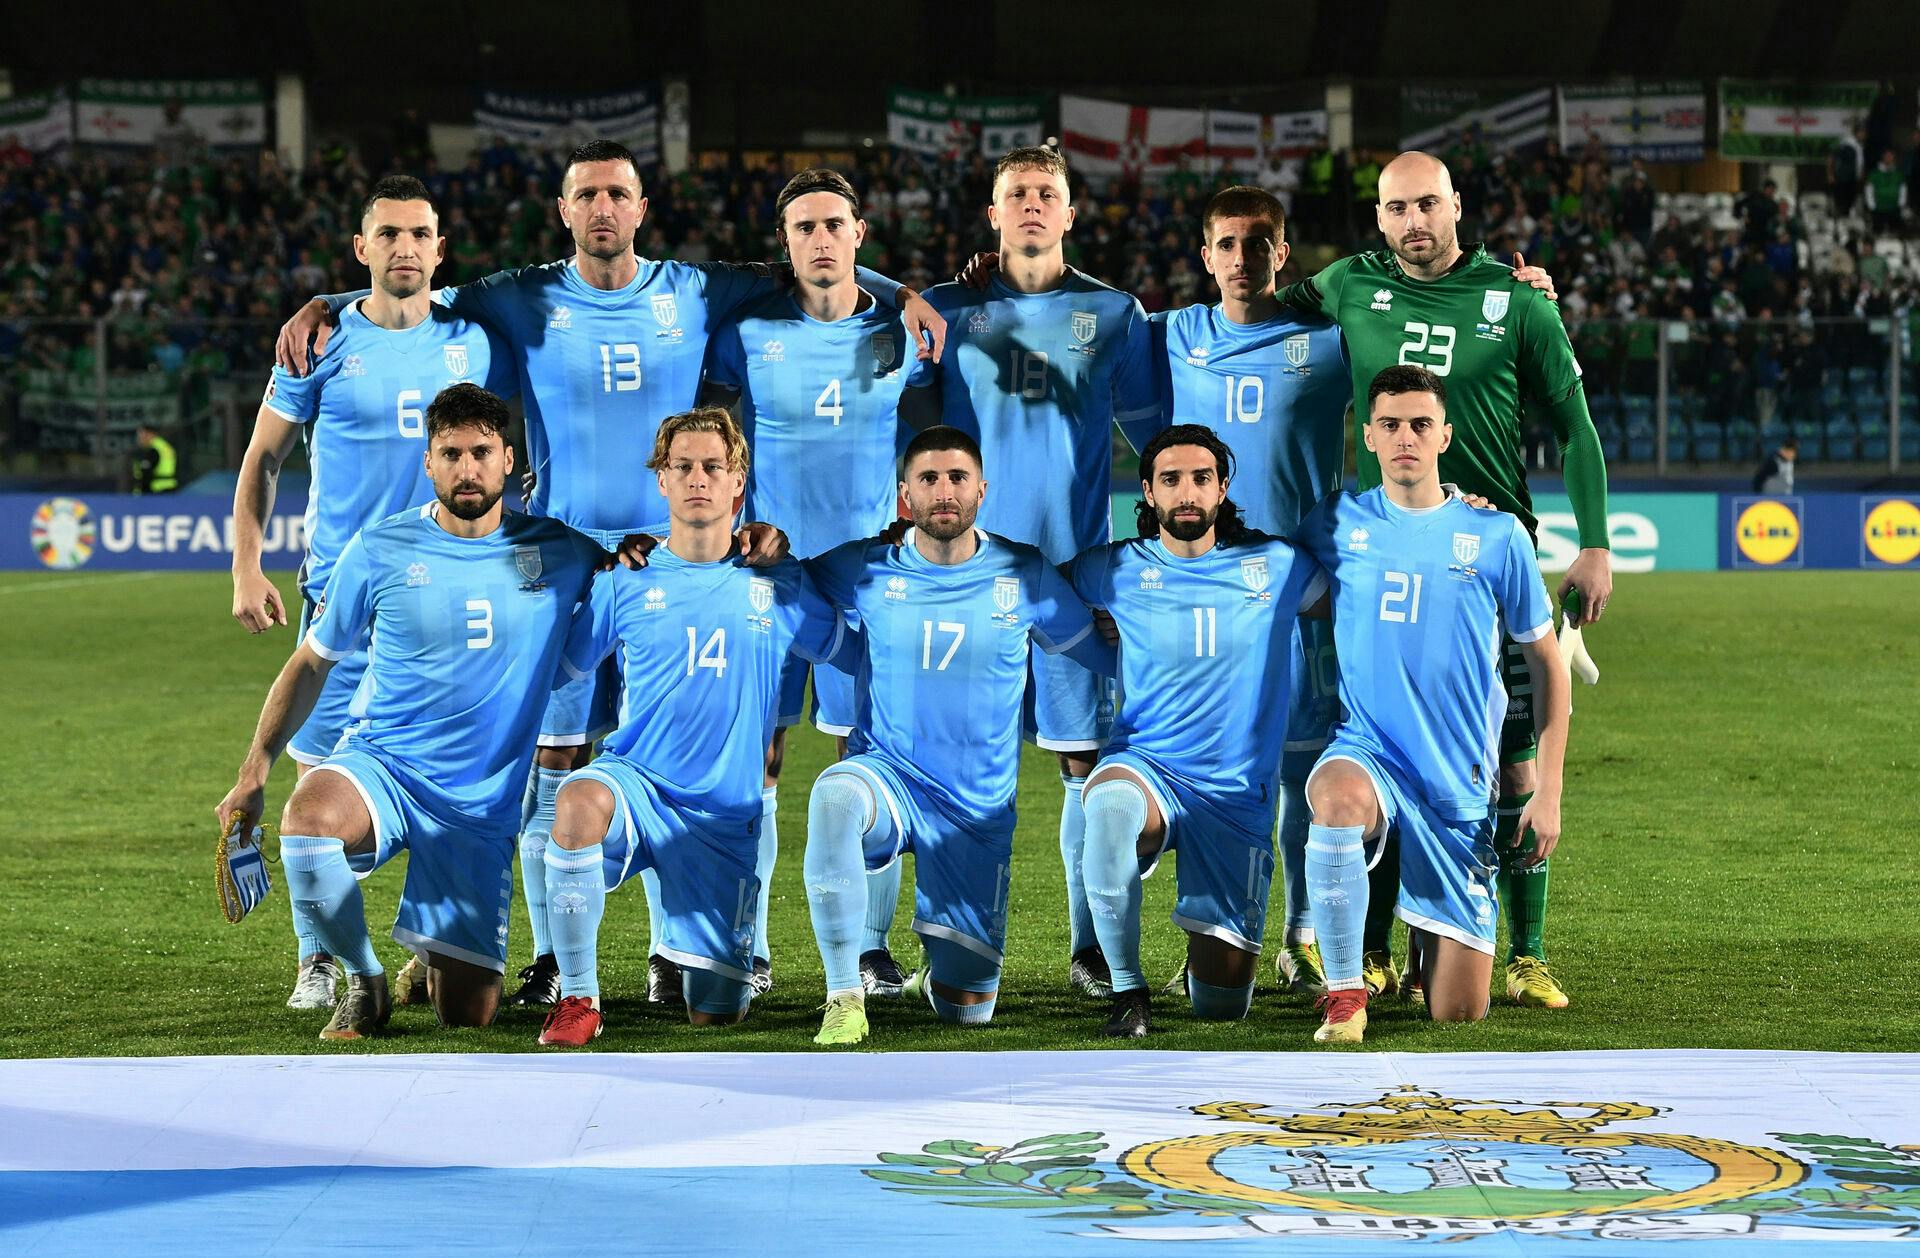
[1281,244,1602,544]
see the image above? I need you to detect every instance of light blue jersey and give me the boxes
[264,301,514,600]
[705,290,910,560]
[907,271,1159,564]
[807,530,1108,832]
[1067,533,1326,835]
[305,505,602,832]
[437,260,784,546]
[561,550,845,837]
[1294,489,1553,821]
[1150,305,1349,535]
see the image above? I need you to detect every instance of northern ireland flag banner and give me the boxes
[1719,80,1877,162]
[1207,108,1330,172]
[1559,83,1707,163]
[5,1050,1918,1256]
[1060,95,1207,187]
[73,79,266,150]
[0,90,74,153]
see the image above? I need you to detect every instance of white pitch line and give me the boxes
[0,571,173,595]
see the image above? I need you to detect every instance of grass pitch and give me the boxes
[1,569,1913,1057]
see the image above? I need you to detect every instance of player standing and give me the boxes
[214,384,604,1039]
[1066,425,1326,1036]
[534,407,847,1045]
[803,426,1112,1046]
[1279,151,1605,1007]
[898,146,1160,1000]
[230,176,514,1010]
[699,168,911,995]
[1150,186,1349,996]
[276,141,944,1009]
[1293,366,1569,1043]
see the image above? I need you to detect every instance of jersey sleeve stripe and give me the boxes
[560,656,595,683]
[796,615,847,665]
[305,630,352,662]
[1033,620,1092,656]
[1113,403,1160,423]
[1511,618,1553,644]
[261,400,309,423]
[1298,570,1329,613]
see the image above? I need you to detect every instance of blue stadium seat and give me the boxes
[1588,396,1619,427]
[1822,383,1847,409]
[1902,428,1920,461]
[1847,366,1880,388]
[1692,426,1724,461]
[1727,420,1757,459]
[1599,429,1625,462]
[1825,419,1858,462]
[1625,419,1656,461]
[1863,430,1890,461]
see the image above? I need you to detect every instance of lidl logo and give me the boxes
[1862,498,1920,567]
[1735,500,1801,566]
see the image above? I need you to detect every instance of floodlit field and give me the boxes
[1,569,1913,1056]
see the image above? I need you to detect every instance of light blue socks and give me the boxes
[280,835,382,976]
[1081,779,1148,994]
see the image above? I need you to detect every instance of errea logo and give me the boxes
[1370,289,1393,311]
[548,305,572,330]
[406,562,430,586]
[885,575,909,601]
[760,339,785,362]
[1139,566,1163,590]
[643,586,667,611]
[1347,528,1370,552]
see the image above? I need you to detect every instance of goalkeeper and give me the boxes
[1279,150,1609,1010]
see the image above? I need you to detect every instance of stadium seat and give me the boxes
[1822,382,1847,410]
[1727,420,1757,459]
[1588,395,1619,428]
[1692,426,1724,462]
[1825,419,1857,462]
[1599,429,1625,462]
[1903,428,1920,461]
[1863,432,1890,461]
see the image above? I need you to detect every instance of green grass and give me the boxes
[0,569,1914,1057]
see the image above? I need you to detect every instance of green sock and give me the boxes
[1495,791,1548,962]
[1362,830,1398,956]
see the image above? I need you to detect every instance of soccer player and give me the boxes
[230,175,514,1011]
[1150,186,1349,998]
[898,145,1160,1000]
[534,407,848,1045]
[699,168,912,996]
[1279,151,1605,1007]
[1293,365,1568,1043]
[1066,424,1327,1037]
[802,426,1113,1046]
[213,384,604,1040]
[276,140,944,1010]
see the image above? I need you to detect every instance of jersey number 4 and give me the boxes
[1397,322,1455,376]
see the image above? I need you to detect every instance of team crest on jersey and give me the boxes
[1347,527,1370,552]
[548,305,573,331]
[643,586,667,611]
[747,575,774,631]
[1370,288,1393,311]
[992,575,1021,618]
[1482,289,1511,323]
[1139,565,1163,590]
[652,293,679,329]
[341,354,366,379]
[1284,333,1310,368]
[871,332,896,372]
[760,339,785,362]
[444,344,470,378]
[1070,311,1097,345]
[406,562,430,587]
[885,575,909,601]
[1453,532,1482,565]
[968,310,991,335]
[513,545,545,590]
[1240,555,1271,600]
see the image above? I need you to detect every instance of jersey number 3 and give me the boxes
[464,598,494,649]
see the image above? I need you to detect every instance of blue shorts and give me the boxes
[1281,615,1340,784]
[776,652,856,737]
[311,746,515,972]
[1308,735,1499,955]
[539,656,618,749]
[568,755,758,1013]
[1101,749,1274,955]
[1022,642,1115,754]
[826,754,1012,990]
[289,593,368,766]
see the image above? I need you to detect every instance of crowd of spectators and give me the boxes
[5,122,1920,471]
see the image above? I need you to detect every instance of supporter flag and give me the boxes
[1060,95,1207,187]
[0,90,74,153]
[1206,109,1329,174]
[1399,85,1552,155]
[887,90,1046,159]
[474,87,661,165]
[73,79,265,150]
[1558,83,1707,163]
[1718,80,1876,162]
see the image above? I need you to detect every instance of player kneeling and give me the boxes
[1292,366,1569,1044]
[801,427,1112,1045]
[535,408,846,1045]
[1062,426,1327,1037]
[214,385,603,1040]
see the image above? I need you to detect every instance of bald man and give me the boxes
[1279,150,1609,1013]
